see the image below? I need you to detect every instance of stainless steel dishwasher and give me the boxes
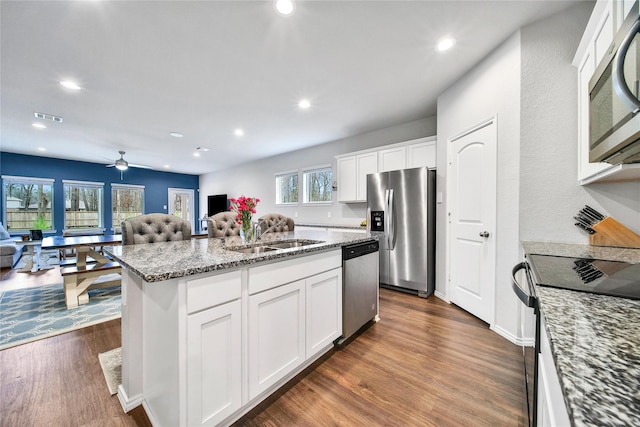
[336,240,380,346]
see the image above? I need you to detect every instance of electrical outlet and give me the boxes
[163,205,167,210]
[294,211,298,218]
[327,211,332,218]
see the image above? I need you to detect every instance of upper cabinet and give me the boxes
[336,136,435,203]
[573,0,640,185]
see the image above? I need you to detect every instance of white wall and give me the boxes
[436,31,522,339]
[520,4,640,243]
[436,2,599,342]
[199,117,436,228]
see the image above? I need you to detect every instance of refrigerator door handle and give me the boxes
[388,189,395,250]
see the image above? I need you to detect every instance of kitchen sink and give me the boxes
[226,239,324,254]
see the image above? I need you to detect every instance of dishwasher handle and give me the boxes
[342,240,380,260]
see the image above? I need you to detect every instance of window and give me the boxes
[63,180,104,230]
[303,166,332,204]
[112,184,145,228]
[275,170,298,205]
[2,175,55,231]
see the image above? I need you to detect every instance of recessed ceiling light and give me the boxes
[234,128,244,137]
[436,37,456,52]
[60,80,81,90]
[195,146,210,152]
[163,164,170,169]
[32,123,46,129]
[193,152,201,157]
[298,99,311,109]
[274,0,295,16]
[169,132,184,138]
[37,147,47,151]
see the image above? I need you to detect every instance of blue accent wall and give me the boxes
[1,152,200,235]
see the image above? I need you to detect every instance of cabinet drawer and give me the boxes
[248,250,341,295]
[187,270,241,314]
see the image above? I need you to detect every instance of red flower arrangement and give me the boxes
[229,196,260,239]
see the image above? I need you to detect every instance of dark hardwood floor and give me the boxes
[1,268,526,426]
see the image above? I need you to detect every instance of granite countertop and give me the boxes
[105,228,376,283]
[523,241,640,426]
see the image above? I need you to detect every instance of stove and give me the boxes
[528,254,640,300]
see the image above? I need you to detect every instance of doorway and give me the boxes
[168,188,195,233]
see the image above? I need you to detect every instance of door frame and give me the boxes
[445,115,498,326]
[168,188,195,232]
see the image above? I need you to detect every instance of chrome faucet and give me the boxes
[254,219,268,240]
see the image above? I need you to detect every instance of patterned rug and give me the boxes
[0,283,121,350]
[99,347,122,395]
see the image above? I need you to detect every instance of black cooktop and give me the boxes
[528,254,640,300]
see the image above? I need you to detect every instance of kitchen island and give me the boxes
[105,229,376,426]
[522,242,640,427]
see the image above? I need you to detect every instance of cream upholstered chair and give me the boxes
[207,212,240,238]
[121,213,192,245]
[258,213,295,233]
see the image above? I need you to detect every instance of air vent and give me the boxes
[34,112,63,123]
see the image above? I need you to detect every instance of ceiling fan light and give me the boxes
[115,160,128,171]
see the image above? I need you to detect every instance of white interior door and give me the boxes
[447,117,497,324]
[168,188,195,232]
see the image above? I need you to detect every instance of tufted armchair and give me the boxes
[121,213,192,245]
[258,213,295,233]
[207,212,240,238]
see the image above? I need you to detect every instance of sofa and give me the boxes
[0,223,20,268]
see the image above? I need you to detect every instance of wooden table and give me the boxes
[41,235,123,309]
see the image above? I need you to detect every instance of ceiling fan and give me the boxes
[105,151,152,171]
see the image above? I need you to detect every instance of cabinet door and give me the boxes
[356,152,378,201]
[406,142,436,168]
[337,156,357,202]
[306,268,342,356]
[537,317,570,427]
[248,280,306,400]
[187,299,242,426]
[378,147,406,172]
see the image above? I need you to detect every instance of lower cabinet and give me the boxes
[140,250,343,426]
[537,316,570,427]
[187,296,242,426]
[248,280,306,399]
[306,268,342,356]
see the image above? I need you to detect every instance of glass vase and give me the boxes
[240,220,253,244]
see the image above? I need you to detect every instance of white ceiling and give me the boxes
[1,0,585,175]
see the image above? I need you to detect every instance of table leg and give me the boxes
[31,244,42,272]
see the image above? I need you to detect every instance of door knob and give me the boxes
[479,231,490,238]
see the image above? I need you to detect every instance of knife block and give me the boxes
[589,217,640,249]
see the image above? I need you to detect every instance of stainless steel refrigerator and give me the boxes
[367,167,435,297]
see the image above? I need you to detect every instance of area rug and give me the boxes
[99,347,122,395]
[0,283,121,350]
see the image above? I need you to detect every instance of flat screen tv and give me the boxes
[207,194,229,216]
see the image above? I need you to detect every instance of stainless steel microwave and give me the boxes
[589,1,640,164]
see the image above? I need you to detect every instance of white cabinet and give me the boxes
[357,152,378,200]
[305,268,342,356]
[248,279,306,400]
[186,270,242,426]
[336,152,377,202]
[573,0,640,184]
[379,146,406,172]
[335,136,436,202]
[537,316,571,427]
[407,140,436,168]
[187,300,242,426]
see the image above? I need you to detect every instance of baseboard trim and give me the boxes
[117,384,144,413]
[434,290,449,302]
[490,324,523,346]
